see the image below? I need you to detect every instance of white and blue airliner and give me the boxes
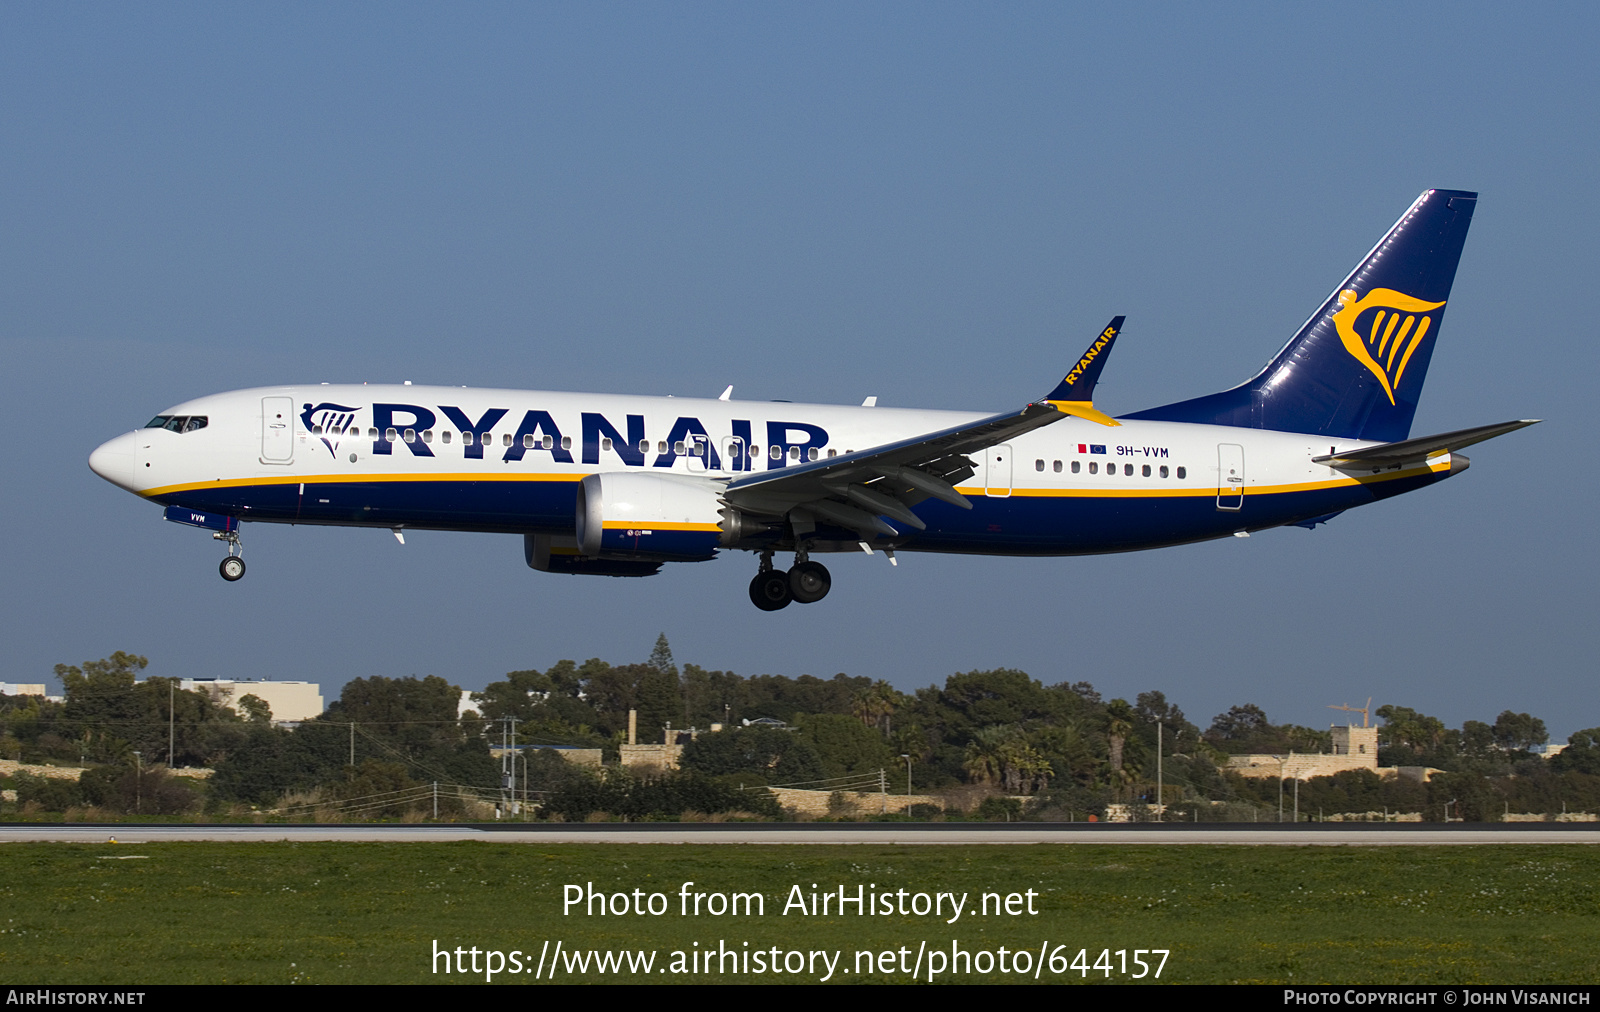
[89,189,1535,609]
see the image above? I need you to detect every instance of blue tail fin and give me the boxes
[1123,189,1477,442]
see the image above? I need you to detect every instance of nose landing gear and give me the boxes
[215,531,246,582]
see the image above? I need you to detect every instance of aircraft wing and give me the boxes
[1312,419,1540,470]
[722,400,1065,533]
[721,318,1126,538]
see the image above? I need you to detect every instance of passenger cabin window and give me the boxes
[601,437,613,451]
[560,436,571,450]
[1176,466,1187,479]
[1088,462,1098,474]
[1159,465,1168,478]
[1142,464,1150,477]
[441,431,452,444]
[502,433,512,447]
[1053,460,1062,473]
[461,431,473,445]
[1071,460,1080,473]
[423,430,433,443]
[1035,459,1045,472]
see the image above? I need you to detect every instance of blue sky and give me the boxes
[3,4,1595,738]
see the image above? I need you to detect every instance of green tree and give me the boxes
[679,726,824,786]
[1551,729,1600,776]
[56,653,246,765]
[797,713,895,784]
[647,634,676,676]
[1491,711,1548,752]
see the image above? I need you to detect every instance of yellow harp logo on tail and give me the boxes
[1332,288,1446,405]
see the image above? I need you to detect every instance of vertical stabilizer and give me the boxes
[1124,189,1476,442]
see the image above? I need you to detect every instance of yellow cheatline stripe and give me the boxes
[600,521,720,532]
[140,471,588,498]
[955,459,1446,500]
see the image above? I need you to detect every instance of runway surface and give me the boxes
[2,823,1598,845]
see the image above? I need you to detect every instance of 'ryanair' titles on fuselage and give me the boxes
[306,400,834,471]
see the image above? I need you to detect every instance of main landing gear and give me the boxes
[748,549,831,611]
[216,530,246,582]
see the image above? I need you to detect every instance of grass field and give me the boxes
[0,842,1595,984]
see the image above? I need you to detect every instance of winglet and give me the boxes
[1045,316,1124,426]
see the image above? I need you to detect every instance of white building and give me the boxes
[179,679,325,723]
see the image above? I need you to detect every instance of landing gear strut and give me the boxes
[216,530,246,582]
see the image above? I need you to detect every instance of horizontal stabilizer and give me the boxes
[1313,419,1539,470]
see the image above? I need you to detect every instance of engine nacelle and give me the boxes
[575,472,727,561]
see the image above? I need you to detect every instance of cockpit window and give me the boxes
[145,415,208,433]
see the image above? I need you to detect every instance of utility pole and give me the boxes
[168,680,175,767]
[1276,755,1287,822]
[902,754,911,797]
[1156,720,1163,823]
[880,768,887,814]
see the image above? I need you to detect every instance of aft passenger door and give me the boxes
[1216,443,1244,510]
[261,396,295,464]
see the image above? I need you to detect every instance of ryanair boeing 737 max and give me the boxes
[89,189,1535,610]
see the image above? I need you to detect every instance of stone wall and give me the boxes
[764,787,946,818]
[0,760,82,780]
[1226,753,1387,781]
[0,760,211,781]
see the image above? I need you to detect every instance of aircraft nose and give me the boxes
[89,431,139,490]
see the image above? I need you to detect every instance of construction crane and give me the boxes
[1327,698,1373,728]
